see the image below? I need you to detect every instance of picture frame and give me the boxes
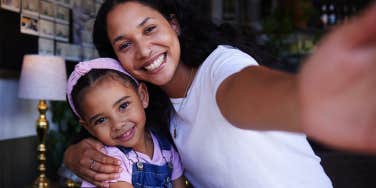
[1,0,20,12]
[39,19,54,39]
[21,0,38,16]
[55,0,71,8]
[55,5,69,24]
[20,14,39,36]
[55,22,69,42]
[38,37,54,55]
[39,0,55,21]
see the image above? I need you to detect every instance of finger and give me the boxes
[91,160,123,174]
[87,149,121,166]
[82,167,120,183]
[83,138,106,151]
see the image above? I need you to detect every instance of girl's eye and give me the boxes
[144,25,156,34]
[94,117,107,126]
[119,102,129,112]
[118,41,132,51]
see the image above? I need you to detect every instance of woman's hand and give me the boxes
[299,2,376,153]
[64,138,122,187]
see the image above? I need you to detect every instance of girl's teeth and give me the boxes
[145,54,164,71]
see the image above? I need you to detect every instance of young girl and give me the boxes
[66,58,185,188]
[64,0,376,187]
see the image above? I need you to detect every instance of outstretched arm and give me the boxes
[217,2,376,153]
[64,138,122,187]
[298,2,376,153]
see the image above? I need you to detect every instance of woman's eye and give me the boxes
[144,26,156,34]
[94,117,107,126]
[118,41,132,51]
[119,102,129,112]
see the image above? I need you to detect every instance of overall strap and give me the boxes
[151,131,171,151]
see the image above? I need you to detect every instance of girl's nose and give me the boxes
[111,117,127,131]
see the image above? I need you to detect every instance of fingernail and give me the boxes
[118,167,123,172]
[103,183,109,188]
[116,160,121,165]
[116,173,121,178]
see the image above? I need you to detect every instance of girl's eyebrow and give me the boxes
[111,17,152,45]
[113,96,130,107]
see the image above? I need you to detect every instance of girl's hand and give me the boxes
[299,2,376,153]
[64,138,122,187]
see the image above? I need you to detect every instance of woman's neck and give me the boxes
[161,63,197,98]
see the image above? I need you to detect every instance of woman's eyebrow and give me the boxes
[111,17,152,45]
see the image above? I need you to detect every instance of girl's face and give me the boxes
[79,77,149,149]
[106,1,181,87]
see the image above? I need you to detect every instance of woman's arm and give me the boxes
[109,181,133,188]
[64,138,122,187]
[173,176,187,188]
[217,2,376,153]
[216,65,300,132]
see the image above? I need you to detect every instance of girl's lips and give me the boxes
[115,126,136,142]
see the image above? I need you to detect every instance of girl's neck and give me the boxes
[132,131,154,159]
[161,63,197,98]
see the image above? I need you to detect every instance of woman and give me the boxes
[64,0,376,187]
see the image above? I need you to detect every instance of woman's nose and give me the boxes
[135,40,151,59]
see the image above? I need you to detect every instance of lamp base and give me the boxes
[34,174,49,188]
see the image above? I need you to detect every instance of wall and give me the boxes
[0,78,38,140]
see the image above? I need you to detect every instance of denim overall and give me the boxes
[117,133,173,188]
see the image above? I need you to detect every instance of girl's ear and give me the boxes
[168,14,181,35]
[137,83,149,108]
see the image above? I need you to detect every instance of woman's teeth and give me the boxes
[145,54,165,71]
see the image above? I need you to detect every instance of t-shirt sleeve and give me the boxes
[103,147,133,184]
[208,46,259,93]
[170,147,184,180]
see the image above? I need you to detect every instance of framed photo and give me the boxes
[39,0,55,20]
[55,23,69,42]
[38,38,54,55]
[82,46,95,61]
[39,19,54,39]
[81,18,94,45]
[1,0,20,12]
[67,43,81,61]
[56,42,81,61]
[20,14,39,36]
[55,41,68,58]
[21,0,38,16]
[81,0,95,16]
[55,0,71,7]
[55,5,69,24]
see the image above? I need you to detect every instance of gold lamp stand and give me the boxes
[34,100,50,188]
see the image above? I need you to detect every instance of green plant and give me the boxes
[47,101,81,179]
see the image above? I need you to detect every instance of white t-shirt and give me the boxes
[170,45,332,188]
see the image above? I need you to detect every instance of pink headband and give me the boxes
[66,58,138,118]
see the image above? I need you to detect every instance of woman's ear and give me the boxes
[137,83,149,108]
[168,14,181,35]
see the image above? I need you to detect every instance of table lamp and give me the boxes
[18,55,67,188]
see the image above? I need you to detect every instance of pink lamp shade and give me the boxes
[18,55,67,101]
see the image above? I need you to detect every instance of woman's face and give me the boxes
[106,2,181,86]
